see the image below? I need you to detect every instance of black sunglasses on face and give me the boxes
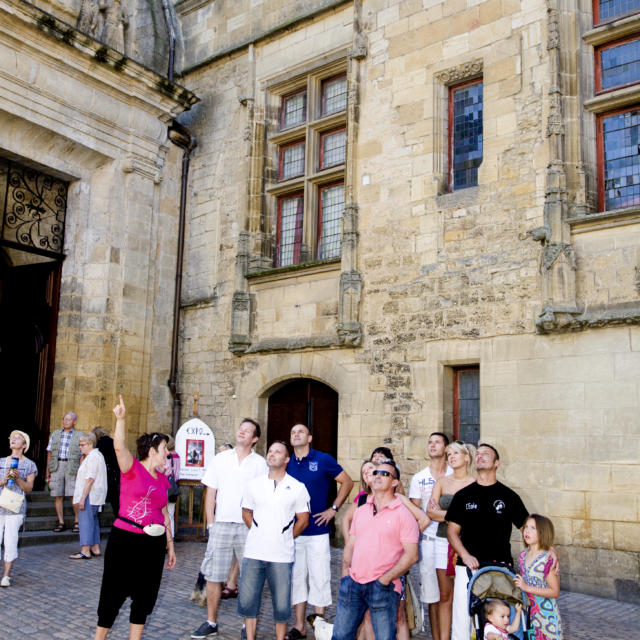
[372,469,395,478]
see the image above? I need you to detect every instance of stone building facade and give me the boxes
[2,0,638,602]
[174,0,640,600]
[0,0,197,472]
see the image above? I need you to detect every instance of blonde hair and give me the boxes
[445,441,476,475]
[484,599,509,618]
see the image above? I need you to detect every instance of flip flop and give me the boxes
[90,550,101,557]
[53,523,65,532]
[69,552,91,560]
[72,523,80,533]
[285,628,307,640]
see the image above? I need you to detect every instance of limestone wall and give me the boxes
[1,0,195,442]
[176,0,640,600]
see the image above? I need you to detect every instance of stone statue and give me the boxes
[99,0,128,54]
[76,0,128,55]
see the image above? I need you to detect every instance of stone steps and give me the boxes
[18,490,114,547]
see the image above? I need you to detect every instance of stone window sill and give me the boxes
[583,13,640,47]
[435,185,480,208]
[584,84,640,113]
[246,258,341,283]
[567,205,640,232]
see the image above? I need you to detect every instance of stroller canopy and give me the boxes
[469,566,526,607]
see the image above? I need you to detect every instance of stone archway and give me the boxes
[267,378,338,459]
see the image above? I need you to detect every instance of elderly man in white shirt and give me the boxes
[191,418,268,640]
[69,431,107,560]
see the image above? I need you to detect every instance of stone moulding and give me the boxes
[536,304,640,334]
[6,0,199,110]
[541,242,576,271]
[434,59,483,85]
[244,335,340,354]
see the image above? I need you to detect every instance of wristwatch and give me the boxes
[331,504,339,512]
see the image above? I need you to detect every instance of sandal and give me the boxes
[90,550,101,557]
[220,584,238,599]
[72,523,80,533]
[53,522,65,532]
[69,552,91,560]
[285,628,307,640]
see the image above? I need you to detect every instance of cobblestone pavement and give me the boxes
[2,540,638,639]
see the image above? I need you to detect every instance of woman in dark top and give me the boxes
[427,442,476,640]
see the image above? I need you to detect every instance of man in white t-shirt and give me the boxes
[191,419,268,639]
[409,432,452,640]
[239,441,310,640]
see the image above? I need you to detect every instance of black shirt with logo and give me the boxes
[445,481,528,566]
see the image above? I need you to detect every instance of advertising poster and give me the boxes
[175,418,215,481]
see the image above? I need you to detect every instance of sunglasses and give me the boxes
[372,469,396,478]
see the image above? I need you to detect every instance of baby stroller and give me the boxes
[467,562,528,640]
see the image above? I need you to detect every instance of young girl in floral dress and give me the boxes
[514,514,563,640]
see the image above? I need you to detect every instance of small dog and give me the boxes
[307,614,333,640]
[189,571,207,607]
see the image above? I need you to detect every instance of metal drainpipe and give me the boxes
[167,122,197,435]
[161,0,177,82]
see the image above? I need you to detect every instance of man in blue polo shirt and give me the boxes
[286,424,353,640]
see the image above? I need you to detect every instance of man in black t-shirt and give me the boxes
[445,443,528,640]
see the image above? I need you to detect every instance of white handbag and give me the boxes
[0,487,24,514]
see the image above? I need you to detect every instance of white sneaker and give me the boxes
[0,576,10,587]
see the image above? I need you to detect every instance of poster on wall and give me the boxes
[175,418,215,481]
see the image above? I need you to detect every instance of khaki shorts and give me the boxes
[49,460,76,497]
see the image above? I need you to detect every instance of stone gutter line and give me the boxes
[179,0,351,77]
[7,0,199,109]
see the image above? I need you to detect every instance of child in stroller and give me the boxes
[467,563,527,640]
[483,600,523,640]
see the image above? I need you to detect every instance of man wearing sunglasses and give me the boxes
[332,459,419,640]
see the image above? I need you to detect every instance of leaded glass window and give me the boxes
[318,183,344,260]
[450,80,483,191]
[598,38,640,91]
[321,75,347,116]
[596,0,640,24]
[320,129,346,169]
[280,142,305,180]
[599,108,640,210]
[281,90,306,129]
[276,194,304,267]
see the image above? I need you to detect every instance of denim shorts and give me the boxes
[238,558,293,622]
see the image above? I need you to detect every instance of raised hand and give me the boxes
[113,394,126,420]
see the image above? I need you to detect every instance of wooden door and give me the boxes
[0,260,61,483]
[267,378,338,457]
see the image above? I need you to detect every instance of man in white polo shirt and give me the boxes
[239,441,310,640]
[409,432,452,640]
[191,418,268,639]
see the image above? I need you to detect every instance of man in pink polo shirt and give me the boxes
[331,459,419,640]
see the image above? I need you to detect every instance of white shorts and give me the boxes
[434,536,449,570]
[291,534,332,608]
[419,537,440,604]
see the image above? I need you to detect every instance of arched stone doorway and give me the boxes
[267,378,338,459]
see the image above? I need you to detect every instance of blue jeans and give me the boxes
[78,496,100,546]
[331,576,399,640]
[238,558,293,623]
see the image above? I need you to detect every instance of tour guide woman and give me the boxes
[94,396,176,640]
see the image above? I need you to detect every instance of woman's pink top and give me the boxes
[353,490,367,504]
[114,458,170,534]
